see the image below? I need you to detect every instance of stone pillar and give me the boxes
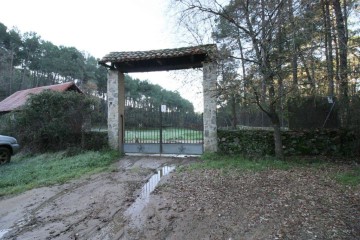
[107,70,125,152]
[203,61,218,152]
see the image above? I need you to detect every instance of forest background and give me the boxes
[1,0,360,158]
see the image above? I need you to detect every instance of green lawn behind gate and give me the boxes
[125,128,203,142]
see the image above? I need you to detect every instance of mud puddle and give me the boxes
[0,156,198,240]
[125,165,175,228]
[0,229,10,239]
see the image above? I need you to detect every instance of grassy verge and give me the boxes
[185,153,360,186]
[0,150,120,197]
[335,167,360,186]
[187,153,302,171]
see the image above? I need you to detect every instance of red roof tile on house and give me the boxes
[0,82,82,113]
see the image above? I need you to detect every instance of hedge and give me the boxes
[218,129,360,157]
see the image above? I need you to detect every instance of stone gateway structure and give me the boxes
[98,44,218,153]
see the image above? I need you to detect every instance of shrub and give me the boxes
[218,130,274,156]
[82,131,108,150]
[12,90,104,152]
[0,113,17,136]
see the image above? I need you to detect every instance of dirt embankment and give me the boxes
[1,156,359,240]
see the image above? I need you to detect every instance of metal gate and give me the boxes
[124,102,203,155]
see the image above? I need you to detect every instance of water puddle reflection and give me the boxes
[125,165,175,228]
[139,166,175,199]
[0,229,10,239]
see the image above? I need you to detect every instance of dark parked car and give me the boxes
[0,135,20,164]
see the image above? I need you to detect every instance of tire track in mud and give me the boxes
[1,156,198,240]
[30,181,90,215]
[4,179,100,239]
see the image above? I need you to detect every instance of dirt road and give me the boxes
[1,156,359,240]
[0,156,196,240]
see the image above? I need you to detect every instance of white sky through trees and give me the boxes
[0,0,205,112]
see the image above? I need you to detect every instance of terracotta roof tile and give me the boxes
[99,44,217,63]
[99,44,218,72]
[0,82,81,113]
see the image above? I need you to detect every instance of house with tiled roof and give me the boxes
[0,82,82,114]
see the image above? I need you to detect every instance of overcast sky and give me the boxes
[0,0,205,111]
[0,0,175,57]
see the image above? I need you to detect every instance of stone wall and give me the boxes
[107,70,125,151]
[218,129,360,157]
[203,62,218,152]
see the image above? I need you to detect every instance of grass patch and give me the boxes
[188,153,334,172]
[125,128,203,141]
[335,167,360,186]
[0,150,120,197]
[188,153,300,171]
[186,153,360,186]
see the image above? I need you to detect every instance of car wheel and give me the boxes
[0,147,11,164]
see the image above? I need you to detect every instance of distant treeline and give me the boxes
[0,22,195,113]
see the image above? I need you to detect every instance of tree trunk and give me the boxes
[236,29,247,94]
[332,0,349,126]
[323,0,335,96]
[231,95,237,129]
[310,42,317,95]
[289,0,299,95]
[237,30,246,128]
[9,49,14,95]
[272,115,283,160]
[268,79,284,160]
[299,50,314,92]
[276,17,285,128]
[332,0,348,97]
[291,44,298,94]
[333,28,340,94]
